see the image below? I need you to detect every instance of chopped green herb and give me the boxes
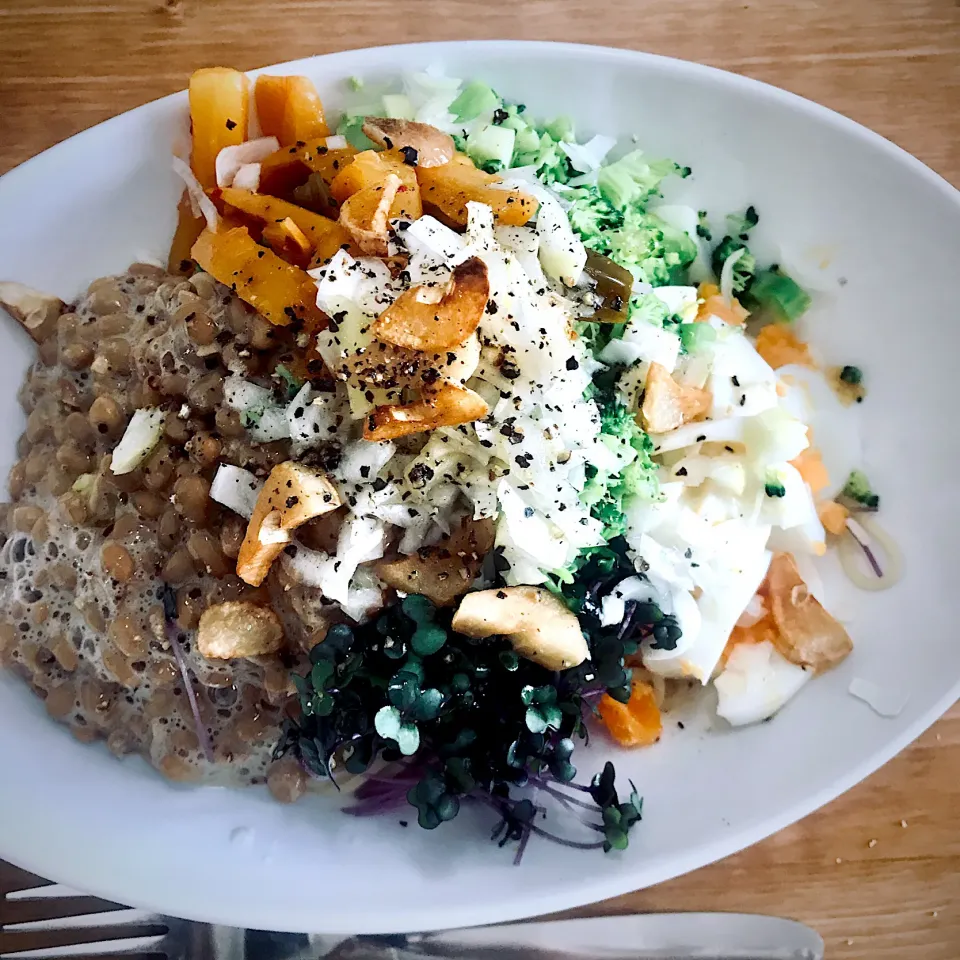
[840,365,863,386]
[842,469,880,509]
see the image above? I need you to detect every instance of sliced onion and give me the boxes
[232,162,261,192]
[839,515,902,591]
[719,246,746,306]
[171,155,219,231]
[214,136,279,188]
[325,134,349,150]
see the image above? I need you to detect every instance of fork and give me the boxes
[0,862,238,959]
[2,861,825,959]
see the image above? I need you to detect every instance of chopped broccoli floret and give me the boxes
[679,322,718,353]
[629,293,671,329]
[746,268,811,322]
[712,236,757,293]
[696,210,712,241]
[840,365,863,386]
[603,209,698,286]
[842,470,880,509]
[726,205,759,239]
[449,80,501,122]
[764,481,786,498]
[597,150,686,211]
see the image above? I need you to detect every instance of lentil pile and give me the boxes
[0,264,341,797]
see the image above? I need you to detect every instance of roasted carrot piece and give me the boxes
[255,75,330,146]
[416,155,537,226]
[754,322,814,368]
[330,149,422,219]
[188,67,250,189]
[217,187,357,260]
[259,141,358,198]
[261,217,313,268]
[598,681,663,747]
[168,194,205,274]
[191,227,325,327]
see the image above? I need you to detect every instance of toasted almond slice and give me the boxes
[236,461,341,586]
[338,172,402,257]
[363,382,489,441]
[376,517,495,606]
[256,461,341,530]
[765,552,853,672]
[371,257,489,352]
[452,585,589,670]
[0,281,63,343]
[640,361,712,433]
[361,118,455,168]
[236,512,290,586]
[197,600,284,660]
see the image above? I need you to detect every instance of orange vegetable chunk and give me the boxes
[598,681,663,747]
[331,150,422,219]
[217,187,357,262]
[755,322,813,369]
[255,75,330,146]
[188,67,250,189]
[168,194,205,274]
[191,227,324,327]
[417,154,537,226]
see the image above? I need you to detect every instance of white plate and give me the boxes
[0,41,957,935]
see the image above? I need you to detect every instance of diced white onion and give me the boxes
[110,408,165,475]
[215,136,279,189]
[209,464,262,519]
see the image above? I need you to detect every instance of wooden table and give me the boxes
[1,1,958,956]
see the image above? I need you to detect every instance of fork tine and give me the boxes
[1,935,167,959]
[0,869,54,898]
[0,921,168,957]
[1,899,132,927]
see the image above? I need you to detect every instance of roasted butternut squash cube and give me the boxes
[259,140,358,198]
[188,67,250,189]
[217,187,357,262]
[255,75,330,146]
[168,193,206,274]
[330,149,421,219]
[417,155,537,226]
[191,227,325,327]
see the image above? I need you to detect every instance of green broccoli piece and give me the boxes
[764,481,786,498]
[711,236,757,293]
[842,470,880,509]
[840,365,863,385]
[543,115,575,142]
[696,210,712,241]
[597,150,686,211]
[603,209,698,286]
[726,205,759,239]
[746,268,811,322]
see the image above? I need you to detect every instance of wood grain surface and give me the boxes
[0,1,958,956]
